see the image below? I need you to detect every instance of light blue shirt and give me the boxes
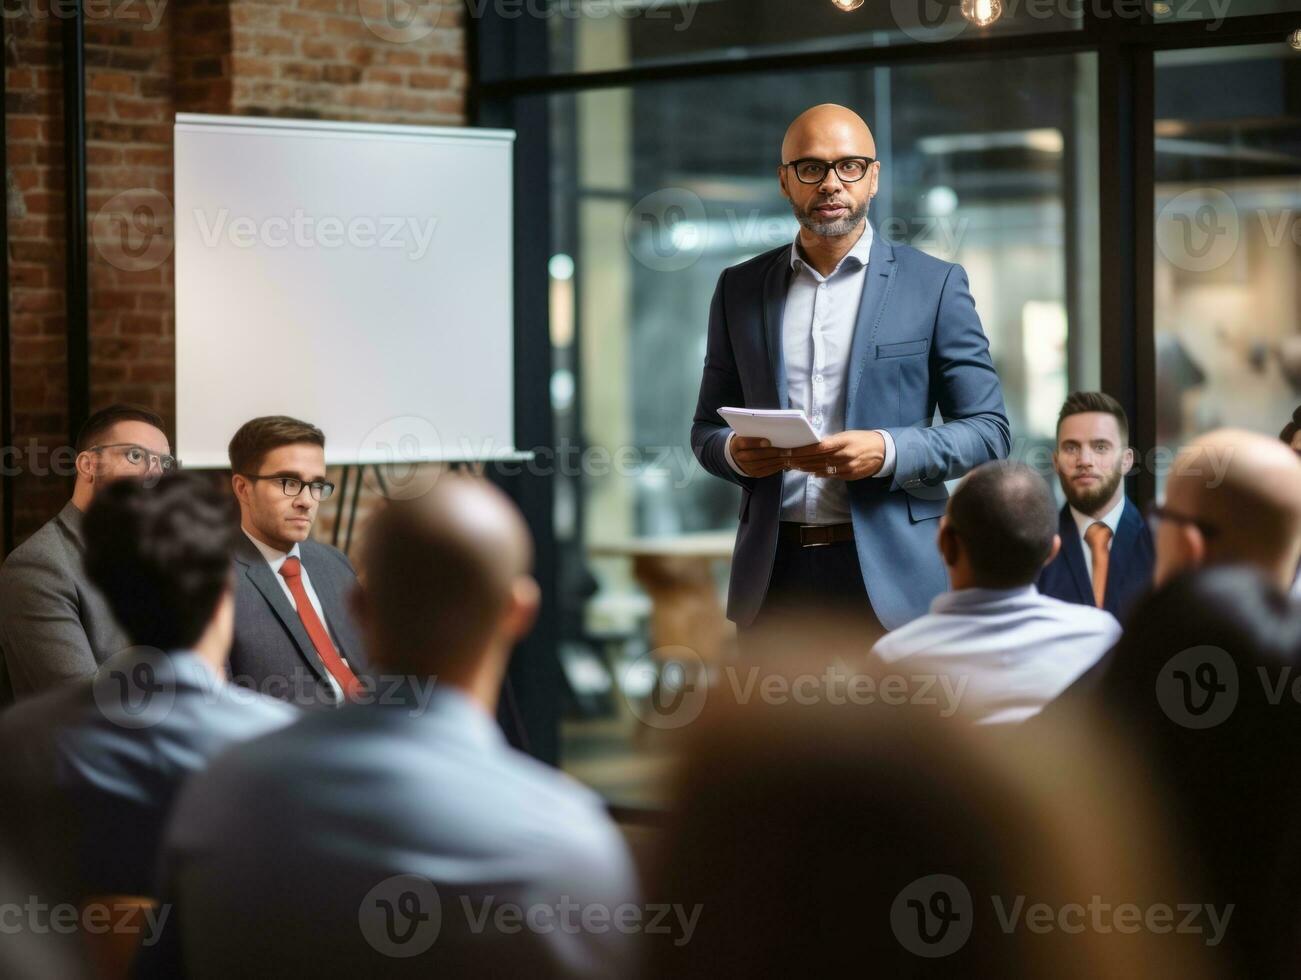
[724,223,896,523]
[872,584,1122,724]
[0,647,298,897]
[162,683,640,978]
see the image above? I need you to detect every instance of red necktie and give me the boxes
[279,556,360,700]
[1084,522,1112,609]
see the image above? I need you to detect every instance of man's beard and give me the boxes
[791,195,869,237]
[1060,464,1124,514]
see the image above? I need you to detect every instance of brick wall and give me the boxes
[3,0,467,546]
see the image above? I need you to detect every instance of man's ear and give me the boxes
[503,576,541,644]
[1121,446,1136,475]
[231,473,249,506]
[1184,524,1207,568]
[75,450,95,482]
[1045,533,1062,566]
[937,518,960,568]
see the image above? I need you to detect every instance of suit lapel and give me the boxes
[233,535,332,686]
[297,543,358,664]
[846,232,897,418]
[762,251,791,409]
[1103,498,1144,613]
[1058,505,1095,605]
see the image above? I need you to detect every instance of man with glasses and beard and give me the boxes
[0,404,177,705]
[227,415,366,709]
[1038,392,1154,620]
[692,103,1009,639]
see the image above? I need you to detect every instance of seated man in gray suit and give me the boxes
[227,415,366,708]
[0,404,175,705]
[0,473,297,900]
[871,461,1121,725]
[159,476,640,979]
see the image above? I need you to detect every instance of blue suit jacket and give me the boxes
[1037,497,1154,622]
[692,231,1011,629]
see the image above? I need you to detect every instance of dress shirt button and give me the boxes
[813,374,823,383]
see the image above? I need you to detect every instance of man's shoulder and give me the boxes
[1031,590,1122,634]
[0,511,79,582]
[300,538,356,576]
[888,238,960,279]
[721,243,789,283]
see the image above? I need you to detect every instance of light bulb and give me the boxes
[961,0,1003,26]
[1288,27,1301,50]
[831,0,865,10]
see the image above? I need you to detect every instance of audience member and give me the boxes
[0,405,174,705]
[871,461,1120,723]
[227,415,366,708]
[158,475,639,979]
[1280,404,1301,456]
[1038,391,1153,618]
[0,473,296,900]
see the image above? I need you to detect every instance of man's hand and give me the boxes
[729,436,829,478]
[730,430,886,480]
[789,430,887,480]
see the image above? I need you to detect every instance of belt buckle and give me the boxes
[799,524,832,548]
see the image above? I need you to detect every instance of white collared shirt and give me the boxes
[1069,495,1126,581]
[872,584,1121,725]
[723,223,895,523]
[242,529,349,684]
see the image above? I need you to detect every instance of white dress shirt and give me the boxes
[723,224,896,524]
[242,529,351,690]
[872,584,1122,725]
[1069,494,1126,581]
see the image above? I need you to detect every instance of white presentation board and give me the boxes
[174,113,516,468]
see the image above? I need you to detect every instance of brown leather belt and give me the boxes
[778,522,855,548]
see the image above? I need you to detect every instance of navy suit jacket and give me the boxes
[692,230,1011,629]
[1037,497,1154,622]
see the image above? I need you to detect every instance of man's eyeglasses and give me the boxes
[87,443,178,472]
[1145,501,1219,539]
[781,157,875,185]
[243,475,336,501]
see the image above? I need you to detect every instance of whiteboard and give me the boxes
[174,114,517,468]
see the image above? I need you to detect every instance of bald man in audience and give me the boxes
[156,476,639,980]
[1153,428,1301,595]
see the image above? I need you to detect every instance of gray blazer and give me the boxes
[692,231,1011,629]
[0,502,131,706]
[228,533,366,709]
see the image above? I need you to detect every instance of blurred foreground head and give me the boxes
[1155,428,1301,590]
[646,620,1214,978]
[354,475,539,705]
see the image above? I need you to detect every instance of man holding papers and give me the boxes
[692,104,1010,633]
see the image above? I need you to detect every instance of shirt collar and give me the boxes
[1069,494,1126,541]
[243,527,302,570]
[789,220,874,278]
[930,583,1040,614]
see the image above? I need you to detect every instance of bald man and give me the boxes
[1154,428,1301,597]
[156,477,640,979]
[692,104,1010,634]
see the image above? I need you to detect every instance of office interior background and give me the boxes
[1,0,1299,808]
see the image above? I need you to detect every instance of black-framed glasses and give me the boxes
[243,475,336,501]
[87,443,178,472]
[781,156,875,184]
[1145,501,1219,539]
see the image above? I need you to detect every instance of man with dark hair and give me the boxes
[227,415,366,708]
[871,461,1121,724]
[159,476,639,979]
[1281,405,1301,455]
[0,404,176,704]
[0,473,296,900]
[1038,391,1154,619]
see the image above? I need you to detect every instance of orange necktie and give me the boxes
[279,556,360,700]
[1084,522,1113,609]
